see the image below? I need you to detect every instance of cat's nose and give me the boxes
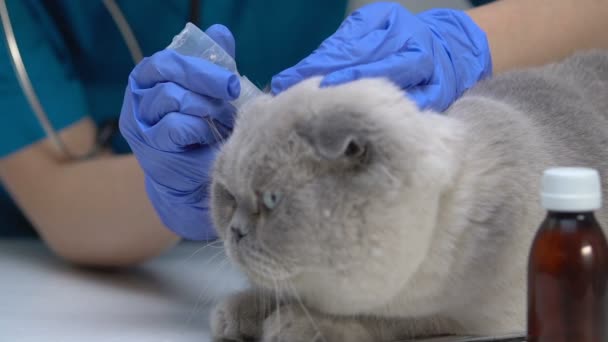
[231,225,249,241]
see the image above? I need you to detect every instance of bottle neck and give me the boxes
[543,211,600,231]
[546,211,595,219]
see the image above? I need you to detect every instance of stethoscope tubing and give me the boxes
[0,0,143,160]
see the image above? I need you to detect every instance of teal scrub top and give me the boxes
[0,0,348,236]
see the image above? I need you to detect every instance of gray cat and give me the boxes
[208,50,608,342]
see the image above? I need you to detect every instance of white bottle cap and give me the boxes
[541,167,602,212]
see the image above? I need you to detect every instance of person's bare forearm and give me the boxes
[467,0,608,74]
[43,155,180,265]
[0,119,179,267]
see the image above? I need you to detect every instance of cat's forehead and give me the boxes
[216,76,416,185]
[220,119,310,186]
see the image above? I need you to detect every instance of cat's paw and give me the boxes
[261,304,373,342]
[210,290,270,341]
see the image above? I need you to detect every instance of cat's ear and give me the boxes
[295,113,369,161]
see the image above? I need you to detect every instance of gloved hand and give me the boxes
[271,2,492,112]
[119,24,240,240]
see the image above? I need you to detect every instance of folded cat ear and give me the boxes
[295,112,369,161]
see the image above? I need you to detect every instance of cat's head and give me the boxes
[210,77,461,314]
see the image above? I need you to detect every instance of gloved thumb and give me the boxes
[205,24,236,59]
[406,82,451,112]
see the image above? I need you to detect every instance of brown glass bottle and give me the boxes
[528,168,608,342]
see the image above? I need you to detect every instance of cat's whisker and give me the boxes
[204,116,222,140]
[180,241,230,327]
[263,286,269,318]
[272,275,281,339]
[256,286,267,331]
[190,258,229,307]
[179,239,224,265]
[292,259,365,275]
[262,286,271,333]
[310,330,323,342]
[191,247,228,271]
[286,280,327,342]
[204,117,227,150]
[183,257,230,327]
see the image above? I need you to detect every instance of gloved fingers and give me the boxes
[130,50,240,100]
[320,49,433,89]
[143,146,218,193]
[271,62,320,95]
[315,28,405,67]
[142,112,230,152]
[334,2,408,39]
[270,50,370,94]
[406,82,451,112]
[134,81,236,127]
[205,24,236,59]
[145,176,218,240]
[344,28,408,62]
[270,28,411,94]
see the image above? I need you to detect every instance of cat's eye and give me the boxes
[344,140,366,158]
[262,191,282,210]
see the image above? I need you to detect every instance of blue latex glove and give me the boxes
[271,2,492,112]
[119,24,240,240]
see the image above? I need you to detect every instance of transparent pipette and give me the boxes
[167,22,263,109]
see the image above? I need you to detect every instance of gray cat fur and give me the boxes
[209,50,608,341]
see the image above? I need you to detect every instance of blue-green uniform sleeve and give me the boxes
[469,0,496,6]
[0,0,89,158]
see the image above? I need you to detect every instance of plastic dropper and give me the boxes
[167,22,263,109]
